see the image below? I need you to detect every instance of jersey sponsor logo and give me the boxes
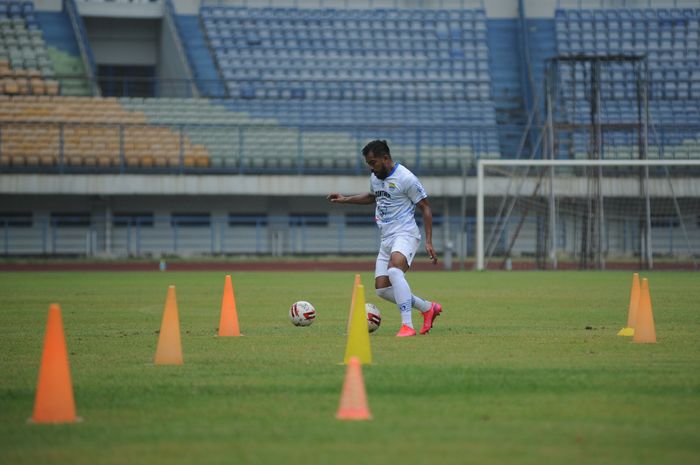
[375,190,392,199]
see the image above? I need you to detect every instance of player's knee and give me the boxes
[389,252,408,269]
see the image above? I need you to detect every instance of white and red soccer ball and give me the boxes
[365,303,381,333]
[289,301,316,326]
[289,300,381,332]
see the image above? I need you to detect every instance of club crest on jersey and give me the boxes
[388,182,397,190]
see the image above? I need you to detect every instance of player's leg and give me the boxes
[375,237,414,336]
[375,244,431,311]
[387,237,442,335]
[374,239,392,297]
[386,253,413,331]
[376,282,432,311]
[385,236,419,335]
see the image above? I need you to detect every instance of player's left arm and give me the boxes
[416,198,438,265]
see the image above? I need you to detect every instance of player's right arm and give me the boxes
[326,192,376,205]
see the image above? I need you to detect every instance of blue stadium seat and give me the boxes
[192,4,500,164]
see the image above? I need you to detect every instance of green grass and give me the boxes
[0,271,699,465]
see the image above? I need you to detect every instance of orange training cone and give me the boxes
[618,273,640,336]
[633,278,657,344]
[345,274,361,334]
[31,304,78,423]
[218,275,241,336]
[336,356,372,420]
[155,285,183,364]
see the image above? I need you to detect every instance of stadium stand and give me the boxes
[0,0,59,96]
[199,5,500,168]
[0,95,210,168]
[554,7,700,159]
[0,2,697,174]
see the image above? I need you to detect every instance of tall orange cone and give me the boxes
[633,278,657,344]
[345,274,361,334]
[155,285,183,364]
[618,273,640,336]
[336,356,372,420]
[31,304,78,423]
[218,275,241,336]
[343,283,372,365]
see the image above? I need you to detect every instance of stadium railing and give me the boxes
[1,212,695,261]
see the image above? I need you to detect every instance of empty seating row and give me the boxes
[556,8,699,23]
[560,133,700,160]
[205,20,489,40]
[210,41,487,56]
[1,50,58,91]
[201,6,486,22]
[216,53,489,69]
[119,96,500,170]
[557,100,700,125]
[0,8,60,95]
[224,81,491,102]
[203,5,495,110]
[0,1,37,28]
[554,7,700,131]
[0,96,211,168]
[219,65,489,78]
[218,98,497,126]
[0,95,504,171]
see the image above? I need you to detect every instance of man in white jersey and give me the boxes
[327,140,442,337]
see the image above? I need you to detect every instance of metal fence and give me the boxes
[0,120,504,175]
[1,214,696,268]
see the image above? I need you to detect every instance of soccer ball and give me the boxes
[289,301,316,326]
[365,303,381,333]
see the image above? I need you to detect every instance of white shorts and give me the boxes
[374,235,421,278]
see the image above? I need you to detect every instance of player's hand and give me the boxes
[326,193,345,203]
[425,243,438,265]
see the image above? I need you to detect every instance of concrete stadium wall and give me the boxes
[83,17,160,67]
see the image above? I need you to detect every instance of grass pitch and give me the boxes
[0,270,699,465]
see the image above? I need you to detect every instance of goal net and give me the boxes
[476,159,700,270]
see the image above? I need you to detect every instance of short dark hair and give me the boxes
[362,140,391,158]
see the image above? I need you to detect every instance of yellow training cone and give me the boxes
[633,278,657,344]
[345,274,361,334]
[343,284,372,365]
[218,275,241,336]
[618,273,640,336]
[155,285,183,364]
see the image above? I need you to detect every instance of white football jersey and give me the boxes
[369,163,428,239]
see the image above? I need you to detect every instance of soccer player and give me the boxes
[327,140,442,337]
